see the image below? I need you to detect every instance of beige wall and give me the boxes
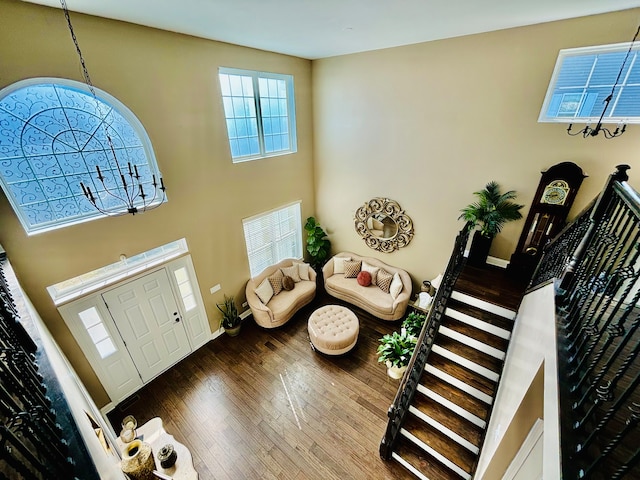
[0,0,314,406]
[312,8,640,285]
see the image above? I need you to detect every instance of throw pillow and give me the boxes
[268,269,284,295]
[390,272,403,299]
[431,273,443,290]
[357,270,372,287]
[333,256,351,274]
[344,260,362,278]
[255,277,274,304]
[297,262,310,281]
[281,265,301,282]
[377,269,393,293]
[282,275,295,291]
[361,261,380,284]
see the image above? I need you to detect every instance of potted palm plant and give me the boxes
[377,330,417,379]
[304,216,331,271]
[216,295,241,336]
[459,181,524,266]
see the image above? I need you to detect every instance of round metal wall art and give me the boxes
[354,197,414,253]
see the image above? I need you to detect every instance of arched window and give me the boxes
[0,78,164,234]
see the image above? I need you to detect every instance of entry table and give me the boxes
[117,417,198,480]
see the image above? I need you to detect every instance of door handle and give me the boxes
[175,317,181,323]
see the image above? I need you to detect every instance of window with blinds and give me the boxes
[219,68,297,162]
[242,202,303,277]
[539,42,640,124]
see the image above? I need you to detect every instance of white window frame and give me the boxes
[218,67,297,162]
[242,202,303,277]
[539,42,640,125]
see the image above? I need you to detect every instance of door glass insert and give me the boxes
[78,306,117,359]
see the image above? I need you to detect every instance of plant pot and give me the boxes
[467,231,493,267]
[385,361,407,379]
[224,325,241,337]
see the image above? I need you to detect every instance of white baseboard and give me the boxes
[463,251,509,269]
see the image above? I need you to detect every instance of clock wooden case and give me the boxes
[508,162,586,281]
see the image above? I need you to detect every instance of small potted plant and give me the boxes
[216,295,241,336]
[377,330,417,379]
[459,181,524,266]
[402,311,427,339]
[304,216,331,271]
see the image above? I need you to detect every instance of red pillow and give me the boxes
[357,270,372,287]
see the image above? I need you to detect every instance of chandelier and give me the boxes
[567,24,640,139]
[60,0,166,215]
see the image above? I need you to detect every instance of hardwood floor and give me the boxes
[108,264,525,480]
[108,292,416,480]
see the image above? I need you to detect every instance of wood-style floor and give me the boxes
[108,264,525,480]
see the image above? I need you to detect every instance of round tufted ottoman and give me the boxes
[308,305,359,355]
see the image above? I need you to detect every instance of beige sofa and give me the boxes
[245,259,317,328]
[322,252,412,321]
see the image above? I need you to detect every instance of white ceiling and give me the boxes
[24,0,640,59]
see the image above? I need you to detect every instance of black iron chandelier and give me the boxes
[60,0,166,215]
[567,24,640,139]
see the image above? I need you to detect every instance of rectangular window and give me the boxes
[242,202,302,277]
[539,42,640,124]
[219,68,297,162]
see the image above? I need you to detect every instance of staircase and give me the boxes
[390,290,516,480]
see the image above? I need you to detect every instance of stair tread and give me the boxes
[428,353,497,397]
[403,416,476,475]
[435,334,503,372]
[442,316,510,351]
[394,438,464,480]
[419,373,490,420]
[412,392,483,446]
[448,297,515,331]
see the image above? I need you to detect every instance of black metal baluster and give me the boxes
[610,444,640,480]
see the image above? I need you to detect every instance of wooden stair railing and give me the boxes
[379,222,471,460]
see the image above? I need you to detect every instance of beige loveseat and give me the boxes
[323,252,412,321]
[245,259,317,328]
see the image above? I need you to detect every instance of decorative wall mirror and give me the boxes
[355,198,414,252]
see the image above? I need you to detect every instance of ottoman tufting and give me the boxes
[308,304,359,355]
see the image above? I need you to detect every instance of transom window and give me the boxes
[539,42,640,124]
[0,78,162,234]
[219,68,297,162]
[242,202,302,277]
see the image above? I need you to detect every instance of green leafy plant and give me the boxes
[216,295,240,330]
[459,181,524,238]
[304,216,331,270]
[377,330,417,368]
[402,311,427,338]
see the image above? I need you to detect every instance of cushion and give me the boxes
[281,265,301,282]
[357,270,372,287]
[268,269,284,295]
[361,261,380,284]
[298,262,311,281]
[282,276,295,291]
[431,273,443,290]
[255,277,274,304]
[344,260,362,278]
[377,269,393,293]
[390,272,403,299]
[333,256,351,274]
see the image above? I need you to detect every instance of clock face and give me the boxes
[541,180,569,205]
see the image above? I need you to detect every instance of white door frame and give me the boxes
[58,255,210,407]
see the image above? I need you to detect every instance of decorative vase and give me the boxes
[385,361,407,380]
[157,443,178,468]
[121,439,156,480]
[225,325,241,337]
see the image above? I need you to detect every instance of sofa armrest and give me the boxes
[245,281,274,322]
[322,258,335,279]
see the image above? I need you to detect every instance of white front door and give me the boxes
[102,269,191,383]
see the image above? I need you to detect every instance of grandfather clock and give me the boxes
[508,162,586,281]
